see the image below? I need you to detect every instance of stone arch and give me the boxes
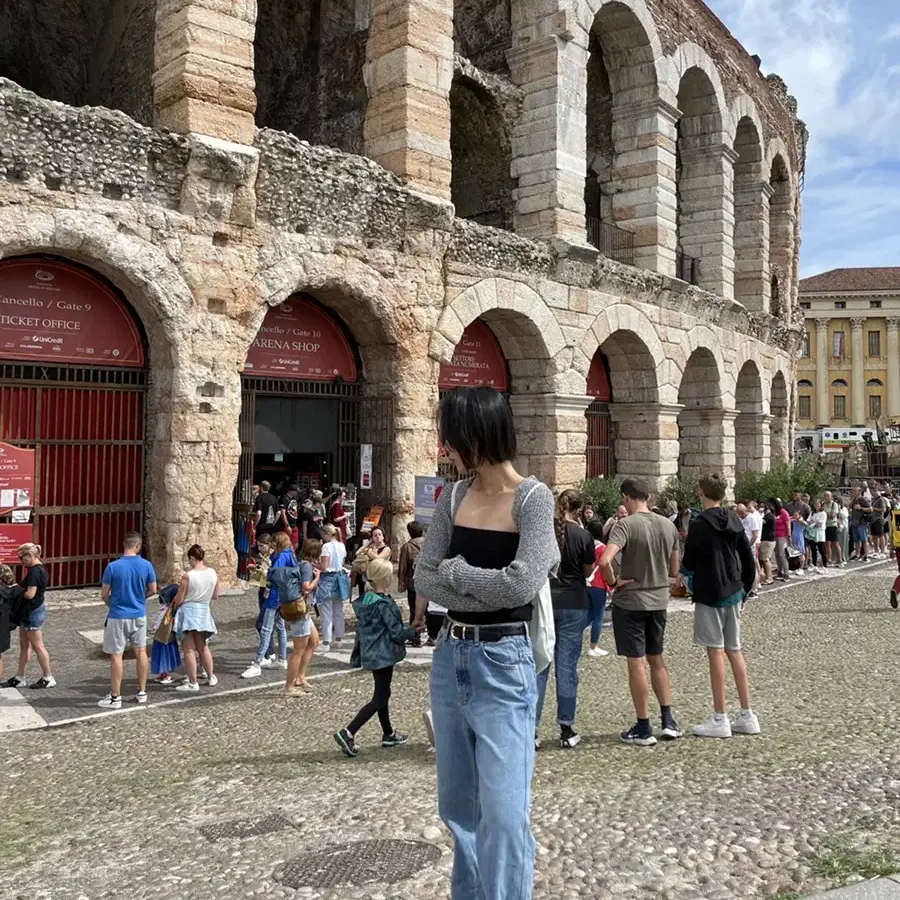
[768,152,794,318]
[770,369,790,464]
[0,0,155,123]
[451,75,515,230]
[668,43,728,121]
[734,359,768,473]
[0,205,238,582]
[580,303,663,404]
[731,105,767,311]
[676,327,732,407]
[673,53,730,295]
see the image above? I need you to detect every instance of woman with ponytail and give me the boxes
[535,490,596,749]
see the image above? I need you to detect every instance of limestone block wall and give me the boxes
[0,75,796,583]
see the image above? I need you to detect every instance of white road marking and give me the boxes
[0,688,47,733]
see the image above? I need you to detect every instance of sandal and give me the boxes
[762,580,775,586]
[284,688,304,698]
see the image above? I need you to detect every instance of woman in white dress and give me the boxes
[172,544,219,692]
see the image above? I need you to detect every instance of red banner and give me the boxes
[0,524,34,563]
[244,295,358,381]
[587,351,612,401]
[0,258,145,368]
[0,442,35,514]
[439,320,509,391]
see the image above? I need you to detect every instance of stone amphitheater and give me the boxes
[0,0,806,585]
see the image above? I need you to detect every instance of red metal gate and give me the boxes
[585,399,613,478]
[0,363,146,586]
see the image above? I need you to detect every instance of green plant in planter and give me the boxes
[579,476,622,521]
[656,473,700,511]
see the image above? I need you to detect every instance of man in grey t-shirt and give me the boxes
[600,478,681,747]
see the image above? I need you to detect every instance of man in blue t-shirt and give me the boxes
[98,532,157,710]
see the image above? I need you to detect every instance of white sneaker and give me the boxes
[136,691,148,704]
[317,642,332,654]
[98,694,122,709]
[587,647,609,657]
[732,711,761,735]
[332,639,344,650]
[276,658,288,670]
[175,682,200,692]
[206,675,218,686]
[266,653,277,663]
[692,714,732,739]
[155,674,173,685]
[258,657,275,669]
[199,668,208,680]
[241,663,262,679]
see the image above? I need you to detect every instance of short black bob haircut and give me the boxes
[438,386,517,472]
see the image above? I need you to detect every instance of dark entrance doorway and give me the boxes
[0,257,148,587]
[234,297,393,568]
[586,349,613,478]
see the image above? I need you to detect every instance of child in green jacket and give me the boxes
[334,558,417,757]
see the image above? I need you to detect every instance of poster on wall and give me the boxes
[0,443,35,515]
[0,524,34,563]
[414,477,446,524]
[244,296,358,381]
[0,259,145,368]
[438,320,509,392]
[360,443,373,490]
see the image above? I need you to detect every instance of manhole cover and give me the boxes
[275,838,441,888]
[200,813,292,841]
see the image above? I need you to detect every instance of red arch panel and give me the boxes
[245,295,358,382]
[439,320,509,391]
[0,258,145,367]
[587,350,612,401]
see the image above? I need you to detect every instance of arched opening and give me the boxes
[768,155,793,317]
[595,328,660,483]
[770,371,789,463]
[586,350,613,477]
[0,0,156,123]
[450,77,515,229]
[437,319,510,480]
[0,256,149,587]
[586,2,658,265]
[734,360,765,473]
[254,0,368,153]
[454,0,511,73]
[677,348,725,474]
[675,68,724,288]
[235,295,393,571]
[732,117,765,310]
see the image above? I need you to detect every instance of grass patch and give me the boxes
[811,844,900,883]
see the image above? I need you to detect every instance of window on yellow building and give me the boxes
[870,395,882,419]
[798,396,811,419]
[832,331,845,357]
[834,395,847,419]
[868,330,881,357]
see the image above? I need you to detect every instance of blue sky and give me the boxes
[707,0,900,278]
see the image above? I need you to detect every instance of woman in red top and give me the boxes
[772,498,792,581]
[330,489,349,542]
[586,521,609,657]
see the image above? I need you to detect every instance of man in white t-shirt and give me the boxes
[736,504,761,594]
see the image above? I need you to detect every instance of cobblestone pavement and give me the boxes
[2,562,900,898]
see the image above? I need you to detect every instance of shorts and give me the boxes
[871,519,885,537]
[693,603,741,651]
[825,526,839,543]
[612,606,667,658]
[854,524,869,543]
[21,603,47,632]
[103,616,148,654]
[290,616,313,639]
[289,526,300,548]
[758,541,775,562]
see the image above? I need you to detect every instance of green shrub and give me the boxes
[656,473,700,511]
[579,476,622,521]
[734,457,833,503]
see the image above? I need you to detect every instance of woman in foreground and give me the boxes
[415,386,559,900]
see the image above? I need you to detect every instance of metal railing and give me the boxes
[676,251,701,286]
[586,217,635,266]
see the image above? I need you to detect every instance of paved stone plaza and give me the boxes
[2,563,900,898]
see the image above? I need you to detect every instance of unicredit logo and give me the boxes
[280,303,293,313]
[34,270,55,282]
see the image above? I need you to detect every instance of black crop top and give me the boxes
[446,525,532,624]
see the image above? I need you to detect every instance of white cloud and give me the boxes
[707,0,900,276]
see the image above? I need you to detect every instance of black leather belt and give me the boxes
[448,622,527,642]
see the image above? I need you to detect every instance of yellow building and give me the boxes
[798,268,900,432]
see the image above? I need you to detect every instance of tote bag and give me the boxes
[450,481,555,674]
